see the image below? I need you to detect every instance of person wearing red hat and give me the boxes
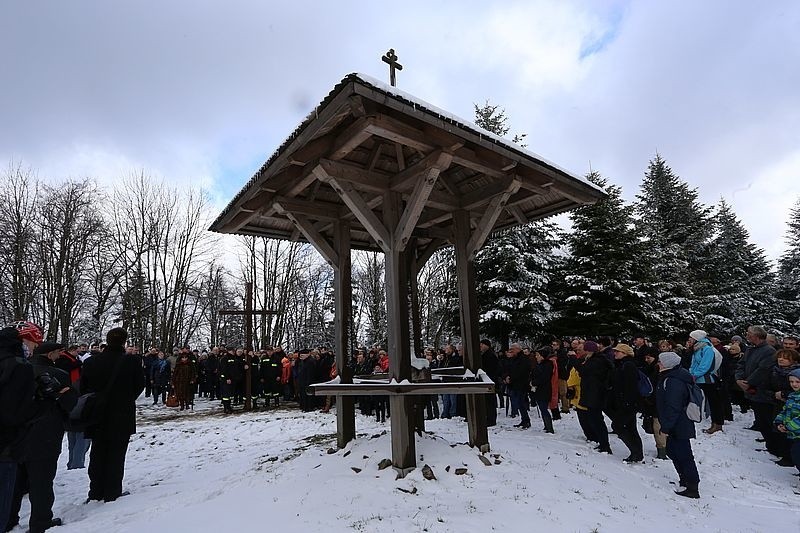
[0,321,44,532]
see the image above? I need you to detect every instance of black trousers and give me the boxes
[699,382,724,425]
[9,457,58,533]
[485,393,497,426]
[586,408,610,449]
[577,408,597,442]
[752,401,780,455]
[88,438,130,502]
[614,410,643,458]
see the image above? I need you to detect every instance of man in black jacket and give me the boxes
[611,343,644,463]
[577,341,613,454]
[505,343,531,429]
[80,328,144,503]
[9,341,77,533]
[480,339,500,427]
[1,322,43,532]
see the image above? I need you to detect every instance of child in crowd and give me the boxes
[774,368,800,475]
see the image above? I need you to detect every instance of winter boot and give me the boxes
[675,484,700,499]
[551,408,561,421]
[623,454,644,463]
[596,445,613,454]
[703,423,723,434]
[543,418,555,434]
[656,447,668,460]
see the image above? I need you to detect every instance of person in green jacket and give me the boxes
[774,367,800,474]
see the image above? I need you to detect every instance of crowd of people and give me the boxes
[2,320,799,532]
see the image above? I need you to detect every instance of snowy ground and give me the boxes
[11,397,800,532]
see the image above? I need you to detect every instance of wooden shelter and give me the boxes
[210,72,606,474]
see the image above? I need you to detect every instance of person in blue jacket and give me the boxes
[656,351,700,499]
[688,330,724,434]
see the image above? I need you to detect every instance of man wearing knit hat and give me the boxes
[656,351,700,498]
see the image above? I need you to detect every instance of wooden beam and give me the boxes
[317,166,391,251]
[452,210,489,451]
[466,179,521,259]
[329,116,375,161]
[393,152,453,250]
[395,143,406,171]
[507,204,528,224]
[348,95,366,117]
[365,114,433,152]
[414,238,446,271]
[318,159,391,193]
[543,182,596,204]
[460,175,517,211]
[270,196,346,220]
[333,220,356,448]
[390,149,450,191]
[275,207,338,266]
[367,142,384,171]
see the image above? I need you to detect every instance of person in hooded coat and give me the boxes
[656,351,700,499]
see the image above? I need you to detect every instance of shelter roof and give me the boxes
[210,73,606,257]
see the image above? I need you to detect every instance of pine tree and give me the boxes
[475,222,560,348]
[701,199,784,334]
[474,100,527,146]
[634,154,713,335]
[777,197,800,331]
[549,172,650,337]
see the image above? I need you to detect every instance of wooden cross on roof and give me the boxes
[381,48,402,87]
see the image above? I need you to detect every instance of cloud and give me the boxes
[1,0,798,261]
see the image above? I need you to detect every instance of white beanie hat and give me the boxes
[659,351,682,370]
[689,330,707,341]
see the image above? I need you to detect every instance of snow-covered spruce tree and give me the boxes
[777,197,800,331]
[634,154,712,336]
[474,221,560,350]
[471,100,558,349]
[701,199,786,335]
[549,172,650,338]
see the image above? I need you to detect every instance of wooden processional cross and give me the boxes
[218,282,279,410]
[381,48,402,87]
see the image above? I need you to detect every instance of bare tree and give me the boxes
[0,163,40,324]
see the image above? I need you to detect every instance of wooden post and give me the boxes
[334,221,356,448]
[384,191,415,474]
[409,245,423,358]
[244,282,253,410]
[453,210,489,452]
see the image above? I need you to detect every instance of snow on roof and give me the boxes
[352,72,605,194]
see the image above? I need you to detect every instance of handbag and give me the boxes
[165,393,179,407]
[69,354,127,430]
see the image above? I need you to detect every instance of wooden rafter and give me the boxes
[466,179,521,259]
[275,207,339,266]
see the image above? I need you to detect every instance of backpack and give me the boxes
[636,369,654,397]
[685,381,706,422]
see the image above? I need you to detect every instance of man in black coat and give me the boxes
[9,341,77,533]
[0,322,43,532]
[610,343,644,463]
[577,341,613,453]
[504,343,531,429]
[480,339,500,427]
[80,328,144,503]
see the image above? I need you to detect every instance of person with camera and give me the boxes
[8,340,78,533]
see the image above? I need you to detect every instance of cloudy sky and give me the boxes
[2,0,798,259]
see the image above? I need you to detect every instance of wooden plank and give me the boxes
[365,114,433,152]
[452,209,489,451]
[276,208,338,266]
[460,175,517,211]
[466,179,521,258]
[393,153,452,250]
[333,220,355,448]
[348,95,366,117]
[367,142,384,171]
[309,382,494,396]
